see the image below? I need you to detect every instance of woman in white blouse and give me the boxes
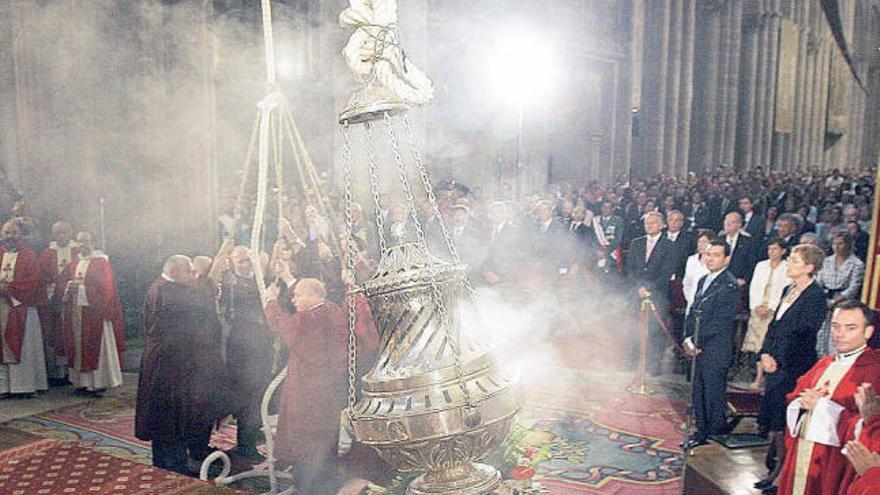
[682,230,713,312]
[741,237,791,388]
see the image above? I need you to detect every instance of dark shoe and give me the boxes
[754,478,773,489]
[761,486,777,495]
[232,447,264,464]
[683,438,708,450]
[73,388,90,396]
[47,377,69,387]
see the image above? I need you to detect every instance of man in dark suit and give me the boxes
[665,210,696,341]
[738,195,765,243]
[566,205,597,273]
[627,211,676,374]
[532,199,569,278]
[595,200,625,276]
[721,211,758,286]
[774,213,801,252]
[665,210,697,280]
[682,239,739,448]
[684,190,712,232]
[481,201,523,287]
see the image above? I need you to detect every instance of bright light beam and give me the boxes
[487,29,558,106]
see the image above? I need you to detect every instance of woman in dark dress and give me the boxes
[755,244,827,492]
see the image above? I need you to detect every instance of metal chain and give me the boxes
[341,122,359,411]
[385,112,473,408]
[364,122,388,254]
[401,114,475,298]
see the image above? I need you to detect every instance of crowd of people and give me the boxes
[4,166,880,494]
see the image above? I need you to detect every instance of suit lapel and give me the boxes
[773,283,805,321]
[694,271,729,309]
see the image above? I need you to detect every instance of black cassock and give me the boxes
[135,277,227,443]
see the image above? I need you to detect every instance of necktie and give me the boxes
[701,275,711,296]
[645,236,656,262]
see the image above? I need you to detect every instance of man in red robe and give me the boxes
[841,383,880,494]
[264,274,378,494]
[0,219,47,395]
[775,300,880,494]
[37,221,76,382]
[59,231,125,395]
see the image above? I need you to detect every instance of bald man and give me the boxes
[218,245,274,462]
[59,231,125,395]
[264,276,375,493]
[0,219,47,396]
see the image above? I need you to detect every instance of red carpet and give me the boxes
[0,437,229,495]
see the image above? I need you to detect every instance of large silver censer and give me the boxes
[349,242,521,495]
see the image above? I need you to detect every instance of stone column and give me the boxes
[802,26,817,166]
[698,3,722,171]
[751,1,769,167]
[663,0,683,174]
[736,3,758,169]
[723,0,743,166]
[813,41,831,168]
[762,1,780,169]
[676,0,696,175]
[637,0,671,176]
[791,1,809,169]
[713,1,730,167]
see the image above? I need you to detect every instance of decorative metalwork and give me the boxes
[348,242,520,494]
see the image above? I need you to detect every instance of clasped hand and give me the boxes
[760,354,778,374]
[799,385,829,411]
[856,383,880,419]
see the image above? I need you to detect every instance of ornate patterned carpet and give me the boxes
[2,367,688,494]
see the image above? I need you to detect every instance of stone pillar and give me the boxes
[802,25,818,166]
[813,41,831,168]
[723,0,743,166]
[636,0,671,176]
[697,3,721,171]
[762,1,780,169]
[751,2,769,167]
[713,1,730,167]
[736,3,758,169]
[676,0,696,175]
[662,0,683,175]
[791,1,809,169]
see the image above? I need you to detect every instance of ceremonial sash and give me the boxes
[592,218,619,262]
[71,259,91,370]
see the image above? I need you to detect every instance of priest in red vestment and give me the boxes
[775,300,880,494]
[59,231,125,394]
[264,275,377,494]
[37,221,76,381]
[0,219,47,395]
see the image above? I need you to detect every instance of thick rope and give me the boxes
[261,0,276,86]
[339,0,433,104]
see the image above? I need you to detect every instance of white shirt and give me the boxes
[683,254,711,312]
[725,232,739,253]
[700,270,722,296]
[667,231,680,242]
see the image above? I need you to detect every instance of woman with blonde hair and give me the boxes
[754,243,827,492]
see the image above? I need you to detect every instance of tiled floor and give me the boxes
[0,372,138,423]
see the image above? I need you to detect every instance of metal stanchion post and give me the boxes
[628,297,653,395]
[680,309,702,495]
